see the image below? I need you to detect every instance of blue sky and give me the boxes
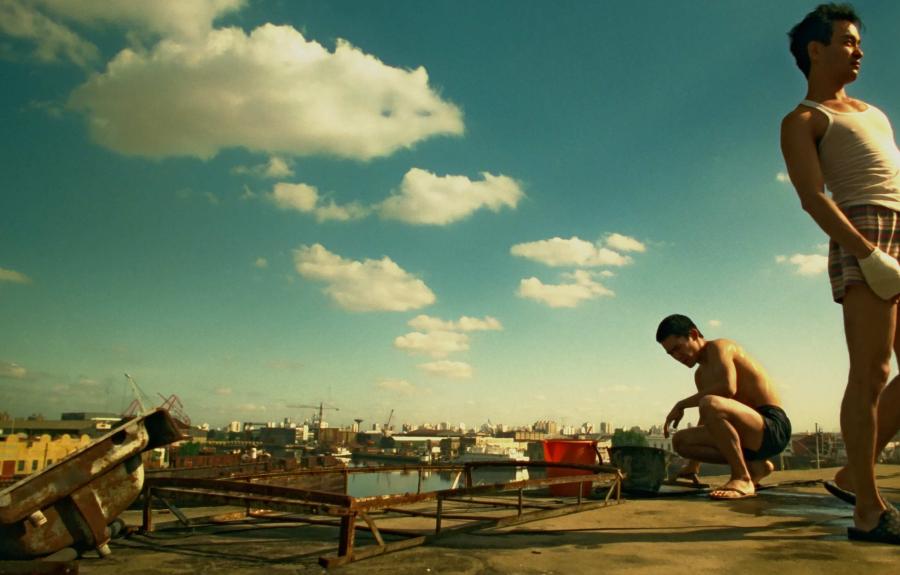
[2,1,899,433]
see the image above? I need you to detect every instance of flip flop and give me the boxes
[709,486,756,500]
[847,508,900,544]
[824,480,856,505]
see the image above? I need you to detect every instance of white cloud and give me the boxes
[378,168,522,225]
[418,360,472,379]
[511,236,631,267]
[394,331,469,358]
[517,270,614,308]
[40,0,243,39]
[233,156,294,179]
[605,233,646,253]
[236,402,267,412]
[0,361,27,380]
[776,253,828,276]
[376,378,416,394]
[68,25,463,159]
[0,267,32,284]
[215,387,232,396]
[0,0,99,67]
[272,183,318,212]
[254,257,268,269]
[270,182,368,222]
[294,244,435,312]
[708,319,722,328]
[776,171,791,183]
[407,314,502,333]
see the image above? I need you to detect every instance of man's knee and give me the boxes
[672,431,688,455]
[848,358,891,395]
[698,395,722,418]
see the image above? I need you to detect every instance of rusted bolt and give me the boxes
[28,510,48,528]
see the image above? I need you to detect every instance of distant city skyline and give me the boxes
[3,1,900,434]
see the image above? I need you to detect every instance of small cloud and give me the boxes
[233,156,295,179]
[599,270,615,278]
[376,378,416,394]
[0,267,32,284]
[77,377,100,387]
[394,331,469,358]
[254,257,269,269]
[294,244,435,312]
[0,0,100,68]
[418,360,473,379]
[776,172,791,183]
[517,270,614,308]
[270,182,368,222]
[407,314,502,333]
[215,387,233,396]
[378,168,523,225]
[708,319,722,328]
[0,361,27,380]
[605,233,646,253]
[511,236,631,267]
[240,185,257,200]
[203,191,221,205]
[776,253,828,276]
[236,402,267,412]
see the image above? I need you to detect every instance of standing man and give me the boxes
[781,3,900,543]
[658,314,790,500]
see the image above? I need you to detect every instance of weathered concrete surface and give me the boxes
[75,465,899,574]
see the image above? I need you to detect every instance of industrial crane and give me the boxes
[286,402,339,439]
[383,409,394,435]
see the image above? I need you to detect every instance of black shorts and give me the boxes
[742,405,791,461]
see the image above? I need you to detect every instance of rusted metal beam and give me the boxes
[144,477,352,507]
[337,514,356,557]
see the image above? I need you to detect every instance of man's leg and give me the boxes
[841,285,894,530]
[834,304,900,491]
[672,426,726,463]
[698,395,767,496]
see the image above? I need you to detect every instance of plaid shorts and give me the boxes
[829,204,900,303]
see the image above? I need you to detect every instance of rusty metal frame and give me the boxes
[139,460,623,568]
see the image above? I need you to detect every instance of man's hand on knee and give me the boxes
[859,247,900,300]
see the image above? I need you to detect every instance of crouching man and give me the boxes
[657,314,791,499]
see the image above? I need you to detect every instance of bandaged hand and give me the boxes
[859,247,900,300]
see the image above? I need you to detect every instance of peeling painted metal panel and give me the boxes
[0,409,182,560]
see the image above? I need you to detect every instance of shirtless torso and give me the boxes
[693,339,781,409]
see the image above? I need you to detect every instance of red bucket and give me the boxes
[543,440,598,497]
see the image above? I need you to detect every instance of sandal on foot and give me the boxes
[824,480,856,505]
[709,487,756,500]
[847,508,900,544]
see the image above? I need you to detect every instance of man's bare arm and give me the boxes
[780,110,874,259]
[663,346,735,437]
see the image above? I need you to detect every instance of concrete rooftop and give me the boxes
[70,465,899,574]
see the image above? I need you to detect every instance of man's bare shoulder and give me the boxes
[781,106,819,132]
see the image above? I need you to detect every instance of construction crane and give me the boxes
[383,409,394,435]
[122,373,153,416]
[286,402,339,439]
[122,373,192,428]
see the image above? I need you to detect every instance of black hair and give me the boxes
[656,314,702,343]
[788,3,862,78]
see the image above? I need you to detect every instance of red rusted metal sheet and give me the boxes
[0,409,182,560]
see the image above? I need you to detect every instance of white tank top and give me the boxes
[800,99,900,212]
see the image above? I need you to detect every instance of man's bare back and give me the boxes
[695,339,782,409]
